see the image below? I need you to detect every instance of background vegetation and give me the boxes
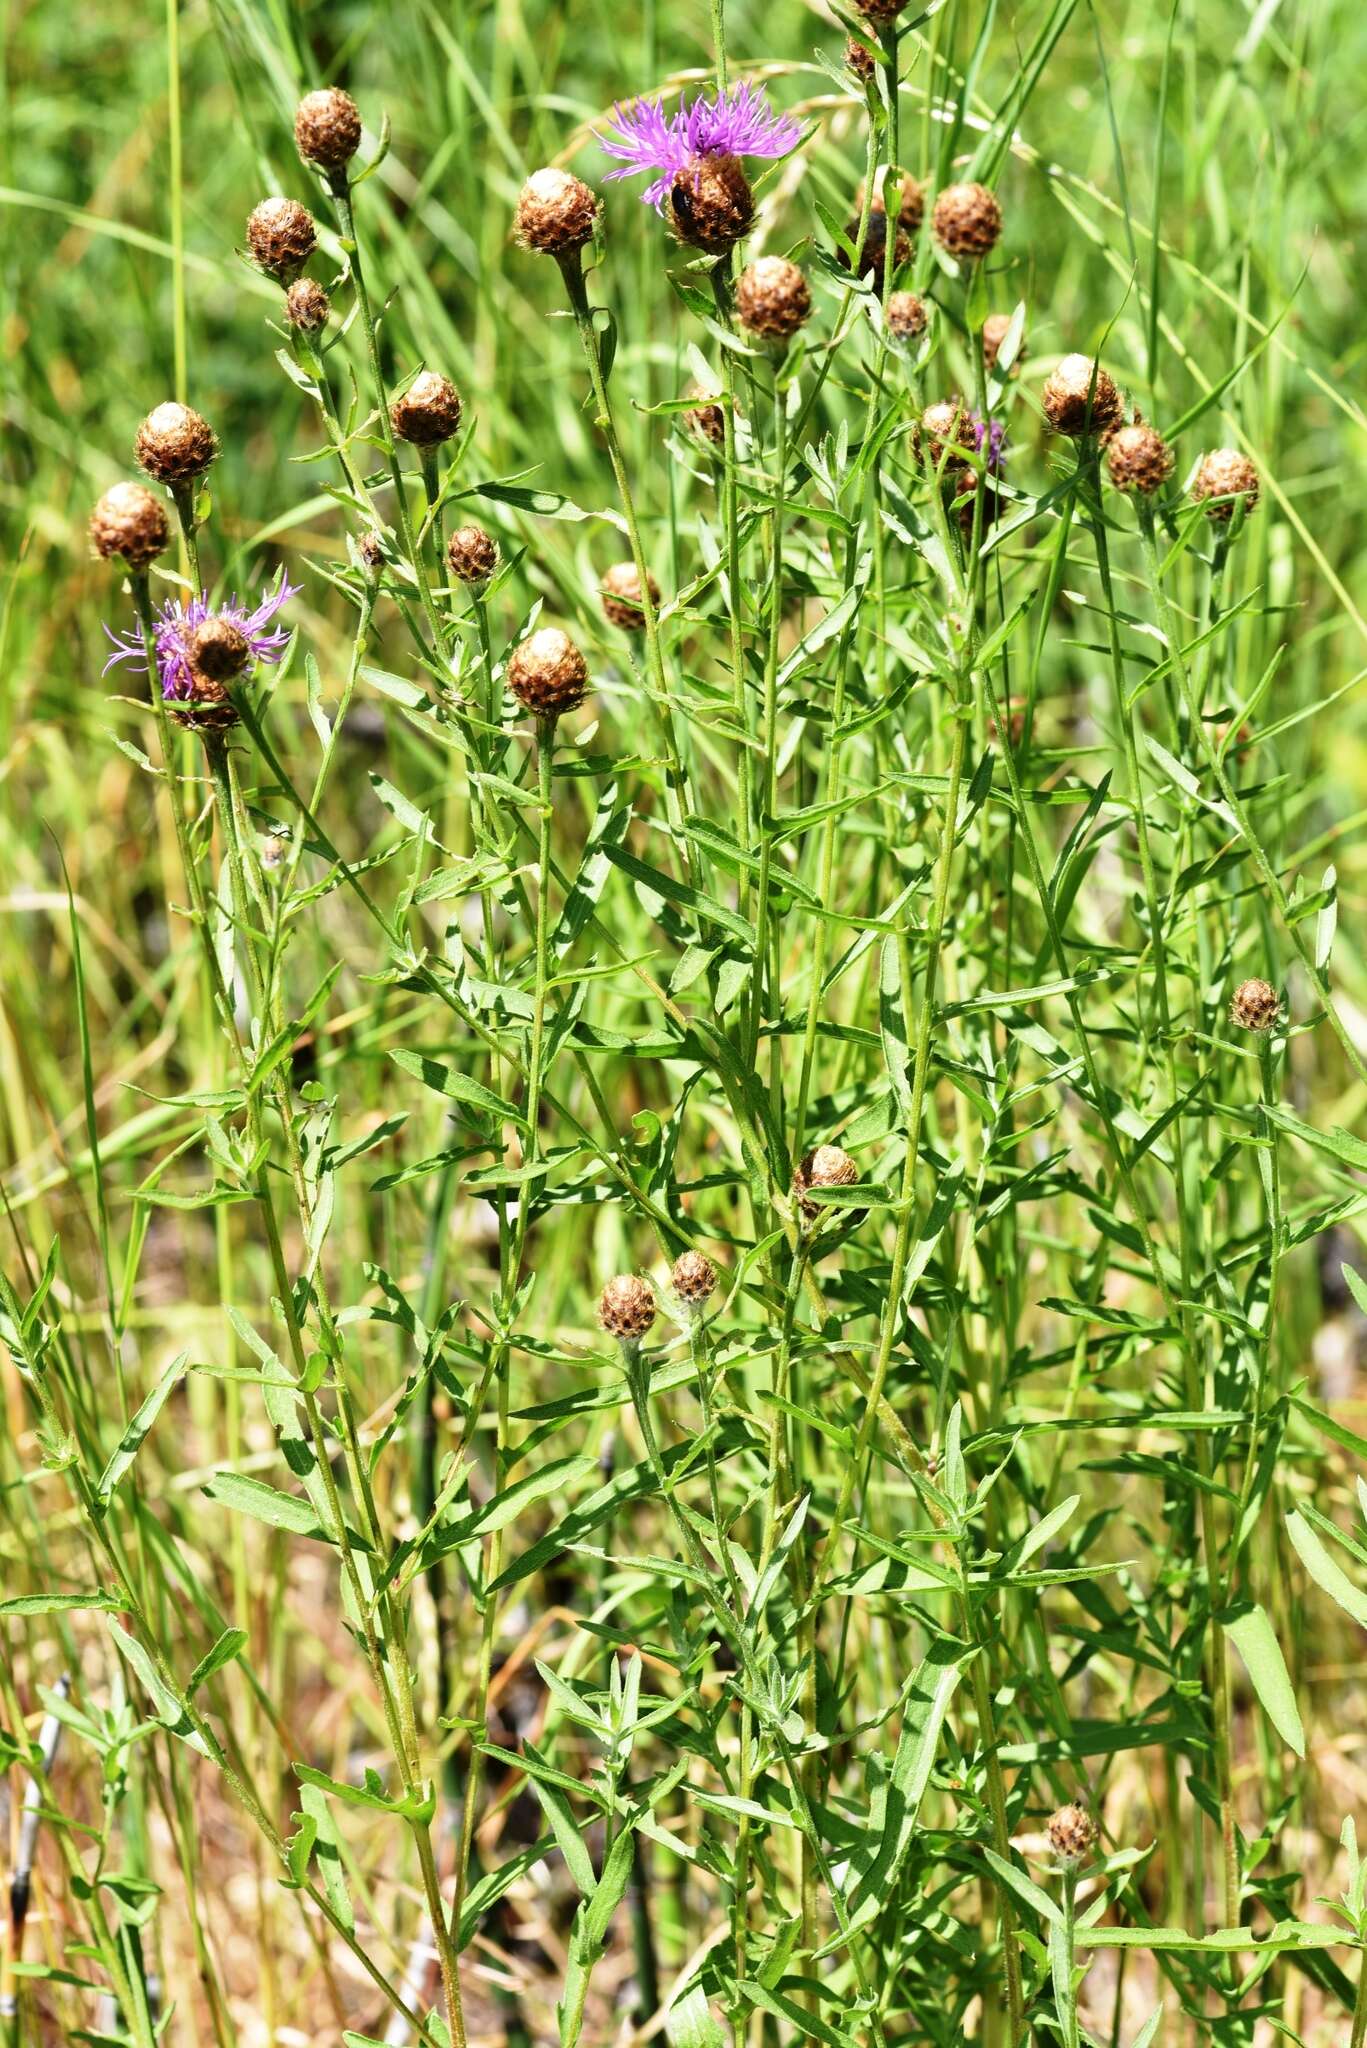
[4,0,1367,2044]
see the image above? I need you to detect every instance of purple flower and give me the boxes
[971,415,1007,474]
[105,575,299,703]
[599,81,802,212]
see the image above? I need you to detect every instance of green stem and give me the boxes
[748,353,789,1076]
[169,480,203,599]
[328,175,446,660]
[1352,1942,1367,2048]
[712,262,753,910]
[166,0,186,403]
[203,724,469,2045]
[1061,1866,1080,2048]
[816,700,968,1579]
[1137,499,1367,1090]
[556,248,695,869]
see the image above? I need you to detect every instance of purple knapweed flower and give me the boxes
[104,575,299,705]
[599,81,801,213]
[971,415,1007,474]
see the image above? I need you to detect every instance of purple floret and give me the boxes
[971,415,1008,473]
[105,575,299,703]
[599,81,802,212]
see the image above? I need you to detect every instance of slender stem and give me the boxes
[1060,1866,1080,2048]
[327,175,446,661]
[169,481,203,599]
[166,0,186,404]
[203,723,469,2045]
[955,1397,1025,2043]
[709,0,727,87]
[527,720,556,1153]
[816,701,968,1579]
[1137,499,1367,1089]
[556,249,695,868]
[712,263,753,908]
[748,353,788,1074]
[1352,1941,1367,2048]
[420,445,448,595]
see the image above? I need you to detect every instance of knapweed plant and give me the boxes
[4,1,1367,2045]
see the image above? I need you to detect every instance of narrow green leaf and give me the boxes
[96,1352,188,1506]
[187,1628,248,1693]
[1287,1509,1367,1630]
[388,1049,524,1127]
[1221,1602,1304,1757]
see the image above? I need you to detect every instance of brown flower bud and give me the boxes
[285,279,330,332]
[515,168,600,255]
[736,256,811,340]
[931,181,1002,259]
[861,169,924,234]
[294,88,362,170]
[854,0,914,19]
[135,402,218,485]
[1230,977,1279,1033]
[189,617,251,683]
[684,387,727,447]
[168,678,238,733]
[598,1274,657,1341]
[917,398,969,465]
[358,532,385,573]
[982,312,1022,373]
[1106,422,1174,495]
[794,1143,859,1220]
[1041,355,1123,438]
[246,197,317,280]
[886,291,928,341]
[447,524,499,586]
[170,620,249,733]
[1192,448,1260,522]
[1047,1804,1097,1866]
[671,1250,718,1306]
[89,482,170,567]
[600,561,659,630]
[391,371,462,446]
[951,464,1004,536]
[671,153,753,253]
[844,36,877,82]
[506,626,588,720]
[842,209,911,280]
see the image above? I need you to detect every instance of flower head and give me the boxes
[506,626,589,721]
[246,197,317,281]
[105,575,298,707]
[136,402,218,485]
[1192,448,1260,522]
[598,1275,656,1342]
[600,560,660,630]
[736,256,811,340]
[516,169,600,255]
[1106,421,1173,495]
[90,483,170,568]
[1231,977,1279,1033]
[295,88,362,170]
[599,81,800,212]
[1047,1804,1097,1867]
[1042,355,1122,438]
[793,1143,859,1222]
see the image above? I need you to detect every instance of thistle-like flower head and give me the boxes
[598,81,800,212]
[105,575,298,706]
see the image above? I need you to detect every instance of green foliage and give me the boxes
[3,0,1367,2044]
